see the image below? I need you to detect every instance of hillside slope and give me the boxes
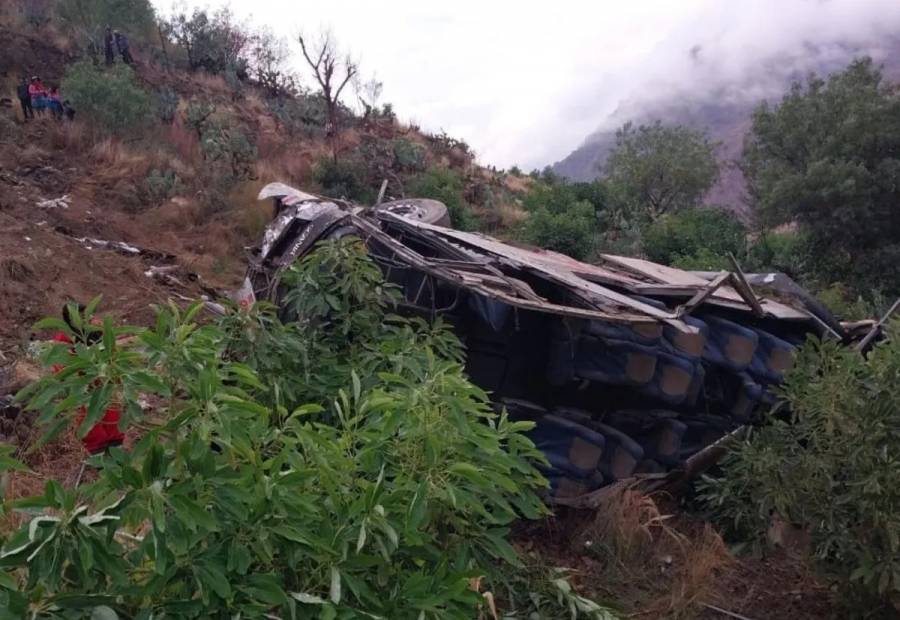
[0,24,512,356]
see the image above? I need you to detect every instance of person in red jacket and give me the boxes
[28,76,48,117]
[53,305,125,454]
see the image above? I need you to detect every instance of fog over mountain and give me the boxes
[552,2,900,213]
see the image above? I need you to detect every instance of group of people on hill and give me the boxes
[104,27,133,65]
[16,75,74,122]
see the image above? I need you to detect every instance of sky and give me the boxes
[152,0,900,170]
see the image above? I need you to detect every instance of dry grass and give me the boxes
[539,483,734,619]
[165,121,199,164]
[193,71,229,94]
[18,144,51,168]
[46,121,89,152]
[90,138,153,182]
[254,150,314,185]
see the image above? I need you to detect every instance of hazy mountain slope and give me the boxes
[552,37,900,214]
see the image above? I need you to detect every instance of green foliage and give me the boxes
[2,241,615,619]
[521,180,607,215]
[61,62,152,136]
[813,283,886,322]
[643,208,746,270]
[408,167,478,231]
[605,121,719,222]
[699,329,900,611]
[144,169,180,203]
[156,88,179,124]
[508,165,522,177]
[56,0,156,48]
[313,157,375,203]
[742,58,900,295]
[184,99,257,186]
[744,231,811,281]
[185,99,216,139]
[269,94,327,138]
[200,123,257,183]
[391,139,427,173]
[518,180,606,259]
[523,200,597,260]
[167,7,251,76]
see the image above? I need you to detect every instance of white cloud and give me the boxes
[152,0,900,169]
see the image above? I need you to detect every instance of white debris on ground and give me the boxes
[36,195,71,209]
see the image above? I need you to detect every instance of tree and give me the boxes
[249,28,296,98]
[354,75,384,122]
[56,0,157,54]
[297,31,358,145]
[604,121,719,222]
[167,7,250,76]
[742,58,900,294]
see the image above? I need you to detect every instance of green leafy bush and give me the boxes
[185,99,216,139]
[408,167,478,231]
[391,139,427,172]
[313,157,374,203]
[62,62,152,136]
[156,88,179,124]
[200,122,257,182]
[699,330,900,612]
[144,169,181,203]
[269,95,327,138]
[643,208,746,269]
[523,200,597,260]
[2,241,615,619]
[744,231,810,279]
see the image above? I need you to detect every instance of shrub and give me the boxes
[814,283,885,322]
[3,241,616,619]
[144,168,181,203]
[642,208,745,269]
[185,99,216,139]
[156,88,179,124]
[62,61,152,136]
[408,167,478,230]
[313,157,374,203]
[391,138,427,172]
[699,329,900,612]
[167,7,251,75]
[269,94,327,138]
[200,122,257,182]
[745,231,811,282]
[523,200,597,260]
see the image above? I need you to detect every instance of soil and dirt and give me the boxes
[0,26,840,619]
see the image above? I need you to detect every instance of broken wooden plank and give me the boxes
[727,253,765,317]
[855,297,900,352]
[675,271,730,318]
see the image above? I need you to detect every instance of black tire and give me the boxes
[376,199,451,227]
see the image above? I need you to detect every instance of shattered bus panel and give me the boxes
[243,184,833,501]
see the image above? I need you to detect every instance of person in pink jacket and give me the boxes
[28,76,48,117]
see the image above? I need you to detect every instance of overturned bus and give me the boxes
[238,183,844,501]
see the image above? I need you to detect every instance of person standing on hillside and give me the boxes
[114,30,133,65]
[48,87,64,120]
[28,76,47,117]
[16,77,33,121]
[104,26,115,65]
